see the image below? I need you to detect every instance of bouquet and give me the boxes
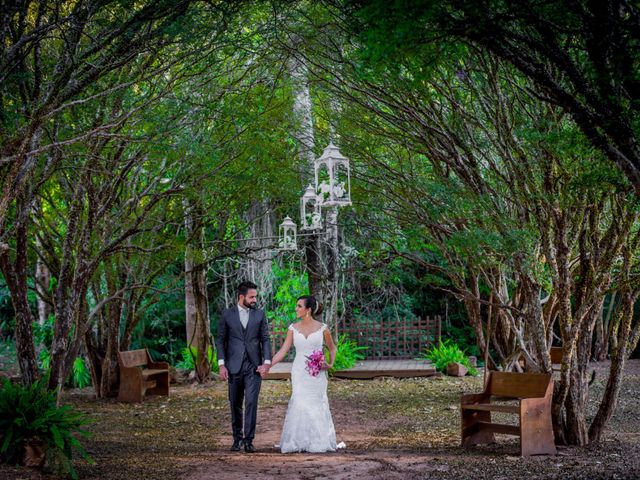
[305,349,326,377]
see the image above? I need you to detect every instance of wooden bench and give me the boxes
[461,371,556,456]
[117,349,169,403]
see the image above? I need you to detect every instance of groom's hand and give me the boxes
[219,365,229,381]
[257,364,271,378]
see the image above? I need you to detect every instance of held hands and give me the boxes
[256,364,271,378]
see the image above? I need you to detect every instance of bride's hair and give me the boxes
[298,295,323,316]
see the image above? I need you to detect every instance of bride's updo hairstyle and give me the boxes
[298,295,323,317]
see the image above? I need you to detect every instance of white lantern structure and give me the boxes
[315,142,352,207]
[300,184,322,230]
[278,216,297,250]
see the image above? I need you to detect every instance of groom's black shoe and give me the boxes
[231,439,243,452]
[244,441,256,453]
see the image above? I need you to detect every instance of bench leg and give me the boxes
[118,380,144,403]
[520,399,556,456]
[461,408,496,447]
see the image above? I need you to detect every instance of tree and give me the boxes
[0,0,202,387]
[290,11,640,444]
[341,0,640,193]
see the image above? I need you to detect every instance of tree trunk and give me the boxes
[0,206,39,385]
[289,50,325,304]
[589,245,639,443]
[588,298,633,443]
[324,207,339,331]
[290,51,316,184]
[240,200,274,295]
[48,173,91,398]
[35,237,51,325]
[593,292,615,361]
[184,199,211,382]
[84,328,102,399]
[99,259,124,398]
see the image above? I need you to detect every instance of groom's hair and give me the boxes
[238,281,258,298]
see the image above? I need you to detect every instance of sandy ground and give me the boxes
[1,360,639,479]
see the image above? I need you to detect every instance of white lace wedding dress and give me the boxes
[279,323,337,453]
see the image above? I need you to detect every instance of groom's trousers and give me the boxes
[228,356,262,442]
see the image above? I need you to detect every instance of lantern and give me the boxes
[314,142,352,207]
[278,216,297,250]
[300,184,322,230]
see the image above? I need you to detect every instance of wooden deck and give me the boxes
[265,359,440,380]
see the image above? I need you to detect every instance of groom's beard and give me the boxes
[243,299,257,309]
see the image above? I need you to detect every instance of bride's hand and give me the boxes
[322,362,333,370]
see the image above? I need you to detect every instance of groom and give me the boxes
[216,281,272,453]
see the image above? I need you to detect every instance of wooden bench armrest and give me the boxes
[520,395,552,410]
[147,361,169,370]
[461,392,490,405]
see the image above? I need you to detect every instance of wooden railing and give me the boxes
[270,316,441,360]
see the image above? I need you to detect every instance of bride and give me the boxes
[267,295,338,453]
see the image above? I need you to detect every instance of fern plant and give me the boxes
[175,346,219,374]
[38,350,91,388]
[71,357,91,389]
[0,378,93,479]
[325,335,367,375]
[423,339,478,375]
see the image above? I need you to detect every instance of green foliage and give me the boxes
[443,323,480,358]
[33,314,55,349]
[39,348,50,371]
[0,378,93,479]
[423,340,477,375]
[0,280,14,338]
[38,349,91,389]
[175,346,219,374]
[325,335,367,375]
[71,358,91,389]
[266,263,309,330]
[0,340,16,373]
[132,272,186,365]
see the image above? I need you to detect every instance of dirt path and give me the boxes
[1,360,639,479]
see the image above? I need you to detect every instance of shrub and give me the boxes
[175,346,219,374]
[423,339,478,375]
[0,378,93,479]
[325,335,367,375]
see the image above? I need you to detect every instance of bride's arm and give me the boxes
[323,329,337,368]
[270,329,294,367]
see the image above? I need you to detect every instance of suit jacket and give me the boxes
[216,306,272,375]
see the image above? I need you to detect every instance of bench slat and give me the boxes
[142,369,169,378]
[476,421,520,436]
[462,403,519,414]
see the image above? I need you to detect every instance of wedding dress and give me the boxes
[279,323,337,453]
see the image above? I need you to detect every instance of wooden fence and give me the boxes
[270,316,441,360]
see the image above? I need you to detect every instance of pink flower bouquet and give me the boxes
[305,349,326,377]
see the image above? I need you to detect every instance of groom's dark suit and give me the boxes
[216,305,272,444]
